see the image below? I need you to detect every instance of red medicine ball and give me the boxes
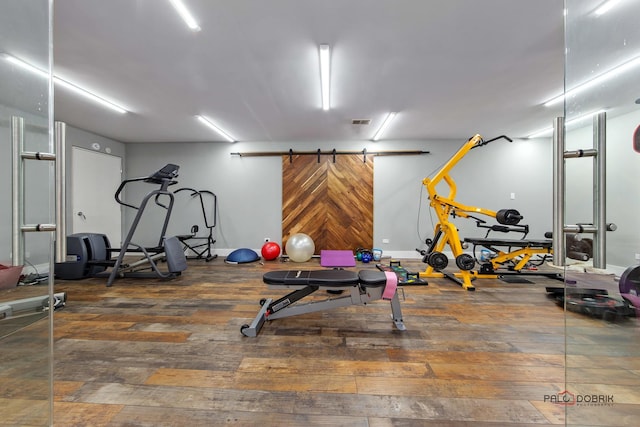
[261,242,281,261]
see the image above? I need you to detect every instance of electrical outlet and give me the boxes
[382,238,390,244]
[264,238,270,243]
[635,253,640,261]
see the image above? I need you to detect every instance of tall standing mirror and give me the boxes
[0,1,54,425]
[563,0,640,425]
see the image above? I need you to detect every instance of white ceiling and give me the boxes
[50,1,573,143]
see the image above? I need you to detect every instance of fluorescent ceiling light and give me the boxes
[1,53,127,114]
[595,0,623,16]
[372,112,397,141]
[196,115,236,142]
[527,127,554,139]
[319,44,331,111]
[168,0,201,31]
[527,109,606,138]
[544,54,640,107]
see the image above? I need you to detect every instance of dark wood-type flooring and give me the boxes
[2,258,639,426]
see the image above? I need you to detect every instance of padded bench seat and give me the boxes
[263,269,387,287]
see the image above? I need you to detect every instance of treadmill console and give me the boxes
[145,164,179,184]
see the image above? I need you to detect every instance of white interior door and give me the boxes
[72,147,122,246]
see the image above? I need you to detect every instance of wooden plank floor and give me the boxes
[3,258,639,426]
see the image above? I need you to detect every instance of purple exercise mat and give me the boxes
[320,250,356,267]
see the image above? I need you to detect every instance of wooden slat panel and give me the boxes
[282,155,328,251]
[326,155,373,250]
[282,154,373,252]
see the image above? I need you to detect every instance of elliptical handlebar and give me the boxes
[175,187,217,229]
[114,164,180,210]
[114,177,147,210]
[471,134,513,149]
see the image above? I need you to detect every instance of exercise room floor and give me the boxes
[3,258,639,426]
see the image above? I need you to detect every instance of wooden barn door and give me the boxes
[282,154,373,253]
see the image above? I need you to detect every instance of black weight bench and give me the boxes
[240,269,406,337]
[464,237,553,249]
[464,237,553,273]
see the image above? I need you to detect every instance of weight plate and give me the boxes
[427,252,449,271]
[496,209,522,225]
[455,254,476,271]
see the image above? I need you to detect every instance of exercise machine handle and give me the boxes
[114,177,147,209]
[175,187,218,229]
[473,134,513,149]
[114,164,180,210]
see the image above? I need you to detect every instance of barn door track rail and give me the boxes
[230,148,430,163]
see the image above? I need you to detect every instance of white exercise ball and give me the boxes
[285,233,315,262]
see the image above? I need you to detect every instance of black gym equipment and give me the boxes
[545,286,634,320]
[566,233,593,261]
[545,266,640,320]
[55,232,110,280]
[241,269,405,337]
[564,293,630,319]
[175,187,218,262]
[55,164,188,286]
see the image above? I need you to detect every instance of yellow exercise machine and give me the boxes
[419,134,555,291]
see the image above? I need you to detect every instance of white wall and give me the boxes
[124,136,554,257]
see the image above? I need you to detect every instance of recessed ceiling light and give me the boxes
[168,0,201,32]
[594,0,623,16]
[372,112,397,141]
[1,52,128,114]
[196,115,236,142]
[319,44,331,111]
[544,54,640,107]
[527,109,606,138]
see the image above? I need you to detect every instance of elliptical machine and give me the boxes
[56,164,187,286]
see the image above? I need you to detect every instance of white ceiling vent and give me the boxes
[351,119,371,125]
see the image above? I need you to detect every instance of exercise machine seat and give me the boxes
[357,270,388,287]
[262,269,389,288]
[464,237,552,248]
[263,269,358,286]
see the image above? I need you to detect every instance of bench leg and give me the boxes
[390,291,406,330]
[241,298,272,337]
[242,286,408,336]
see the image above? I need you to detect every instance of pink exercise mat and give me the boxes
[320,250,356,267]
